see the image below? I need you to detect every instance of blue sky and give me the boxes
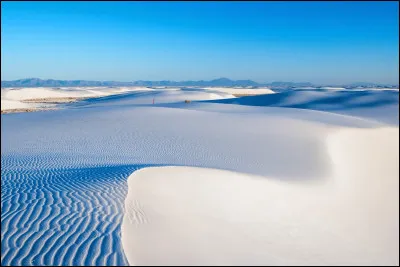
[1,1,399,84]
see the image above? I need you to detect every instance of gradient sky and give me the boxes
[1,1,399,84]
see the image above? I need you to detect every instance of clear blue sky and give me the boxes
[1,1,399,84]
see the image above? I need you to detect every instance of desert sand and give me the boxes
[1,86,399,266]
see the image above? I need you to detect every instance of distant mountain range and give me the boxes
[1,78,398,88]
[0,78,259,87]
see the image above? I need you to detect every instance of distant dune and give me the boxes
[202,87,275,96]
[0,86,154,111]
[208,88,399,125]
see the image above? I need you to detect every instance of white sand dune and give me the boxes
[209,89,399,125]
[72,89,234,108]
[0,87,155,111]
[202,87,275,95]
[122,128,399,265]
[1,87,399,266]
[351,87,399,91]
[3,87,90,100]
[1,99,40,110]
[0,86,233,111]
[319,86,346,90]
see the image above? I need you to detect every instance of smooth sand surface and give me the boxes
[122,128,399,265]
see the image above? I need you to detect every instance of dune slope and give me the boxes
[122,128,399,265]
[208,89,399,125]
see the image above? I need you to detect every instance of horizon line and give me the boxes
[1,77,398,86]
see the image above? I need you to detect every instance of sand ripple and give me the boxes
[1,164,145,266]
